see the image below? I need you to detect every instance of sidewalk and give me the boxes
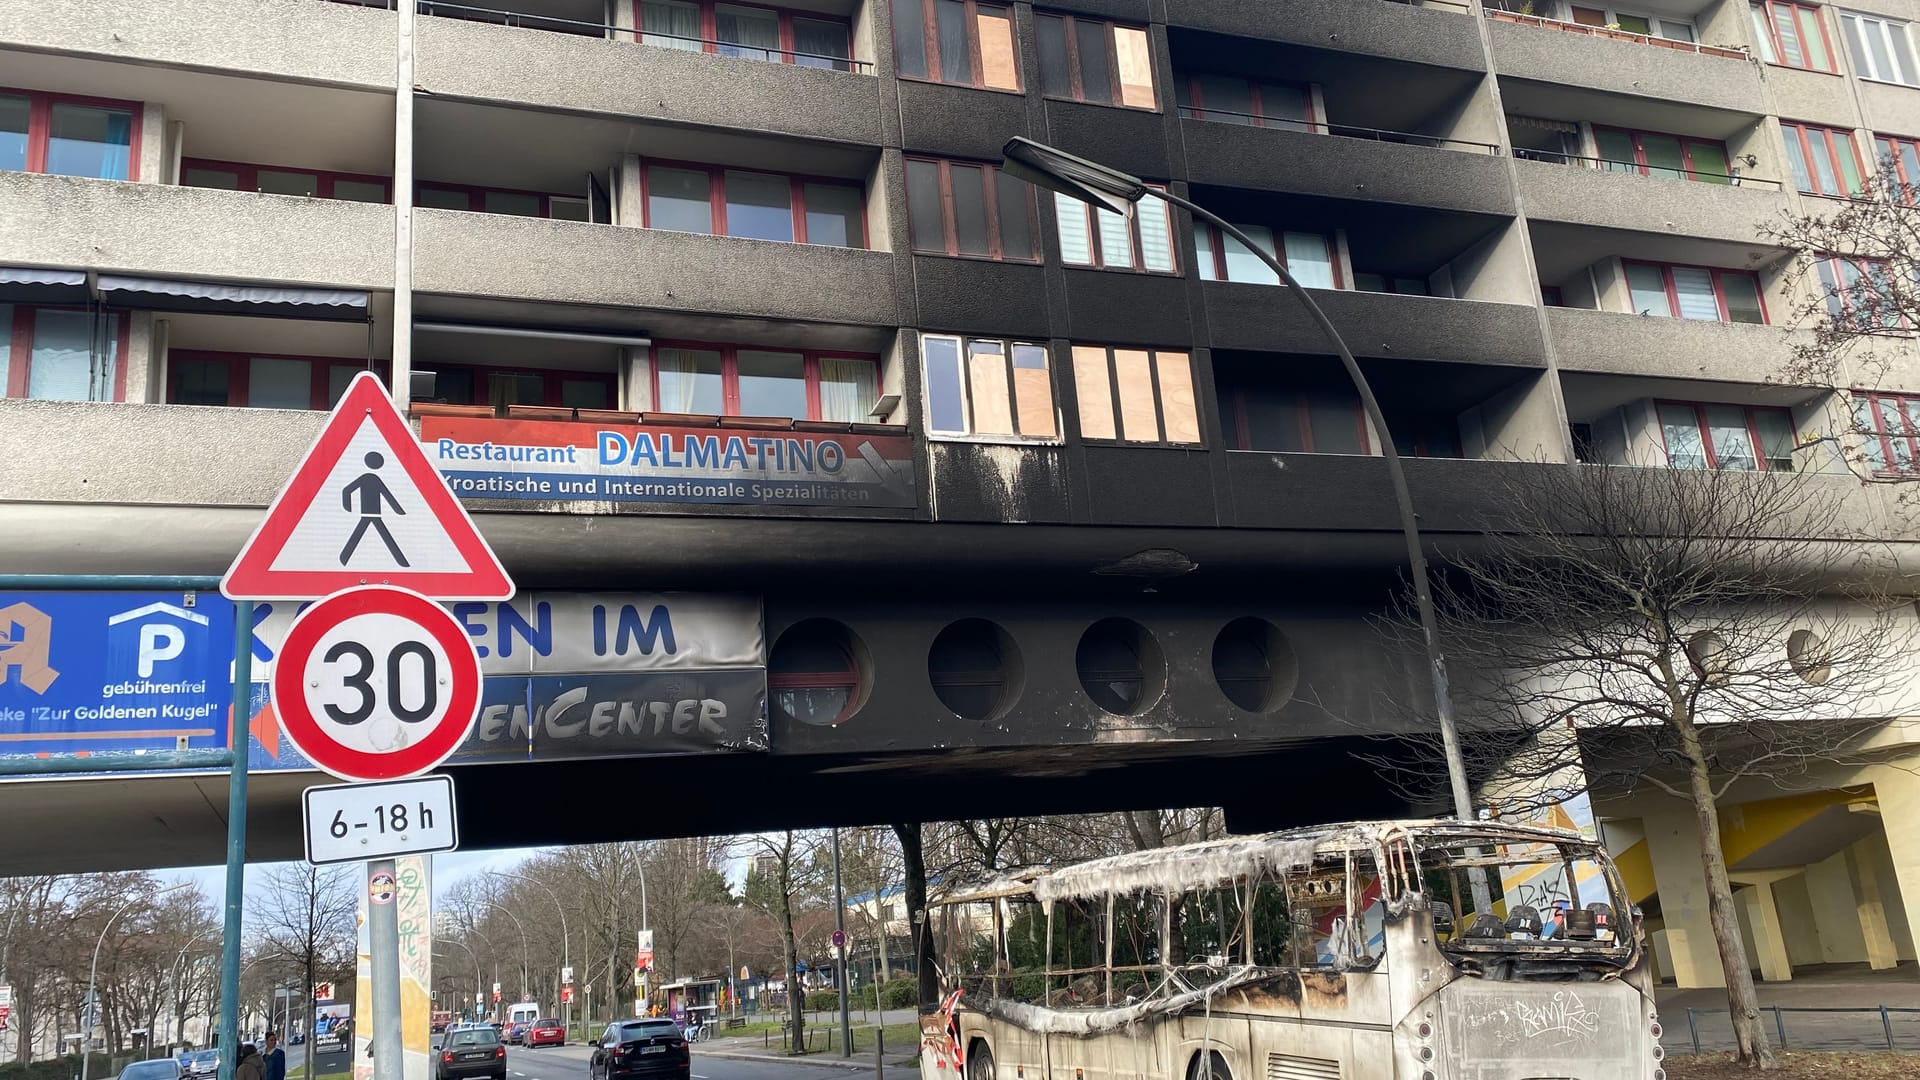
[1657,963,1920,1055]
[697,1037,920,1071]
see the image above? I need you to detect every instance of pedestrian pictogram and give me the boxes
[221,371,514,601]
[271,586,482,782]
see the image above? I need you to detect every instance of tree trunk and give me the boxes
[1678,718,1776,1070]
[894,823,938,1012]
[779,893,802,1052]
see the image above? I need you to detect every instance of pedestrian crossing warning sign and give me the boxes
[221,371,515,602]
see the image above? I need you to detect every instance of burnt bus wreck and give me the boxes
[920,820,1662,1080]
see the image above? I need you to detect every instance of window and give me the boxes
[892,0,1019,90]
[0,89,138,180]
[1751,1,1837,72]
[182,158,389,203]
[640,163,865,246]
[1593,127,1734,184]
[1656,402,1797,471]
[1355,273,1430,296]
[4,306,124,401]
[415,365,616,414]
[1876,134,1920,203]
[1220,383,1370,454]
[167,352,376,410]
[1781,122,1866,197]
[1035,14,1155,109]
[639,0,854,70]
[1179,75,1315,131]
[769,620,862,727]
[1194,224,1340,289]
[1839,10,1918,85]
[418,183,589,220]
[1070,344,1199,445]
[1622,261,1768,324]
[1054,191,1175,273]
[920,334,1057,440]
[1855,391,1920,473]
[651,342,878,421]
[1568,4,1696,40]
[1814,255,1909,329]
[904,157,1036,261]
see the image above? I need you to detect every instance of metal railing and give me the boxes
[1484,9,1749,59]
[334,0,873,71]
[1512,147,1784,189]
[1178,107,1501,154]
[1671,1005,1920,1054]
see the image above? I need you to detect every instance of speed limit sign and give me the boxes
[271,585,482,781]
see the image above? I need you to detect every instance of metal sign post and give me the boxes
[367,862,404,1080]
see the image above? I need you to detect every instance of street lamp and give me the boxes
[83,883,191,1080]
[434,939,483,1018]
[478,904,531,1001]
[999,138,1483,870]
[491,872,571,1039]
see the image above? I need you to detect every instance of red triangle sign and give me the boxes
[222,371,515,601]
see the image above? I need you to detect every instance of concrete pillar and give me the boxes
[1869,765,1920,971]
[1739,881,1793,982]
[1641,808,1725,988]
[1845,843,1901,971]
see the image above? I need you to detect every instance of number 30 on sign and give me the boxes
[272,586,482,782]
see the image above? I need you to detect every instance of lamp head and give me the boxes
[1000,137,1145,216]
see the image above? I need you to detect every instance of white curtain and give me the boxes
[643,0,702,50]
[1054,194,1093,265]
[819,358,877,423]
[655,348,720,413]
[716,4,780,59]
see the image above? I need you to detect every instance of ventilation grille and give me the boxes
[1265,1054,1340,1080]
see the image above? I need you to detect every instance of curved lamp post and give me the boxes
[480,903,531,1001]
[83,883,190,1080]
[435,939,484,1018]
[492,872,571,1038]
[998,138,1484,902]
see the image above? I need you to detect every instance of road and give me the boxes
[476,1042,875,1080]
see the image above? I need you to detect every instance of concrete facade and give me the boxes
[5,0,1920,896]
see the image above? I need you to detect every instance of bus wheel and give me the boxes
[966,1041,993,1080]
[1189,1051,1230,1080]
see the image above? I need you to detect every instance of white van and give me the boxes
[506,1002,541,1042]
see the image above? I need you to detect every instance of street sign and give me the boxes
[303,776,459,865]
[560,987,573,1005]
[271,586,482,782]
[831,929,846,951]
[222,371,514,602]
[314,983,335,1003]
[561,967,573,985]
[0,984,11,1008]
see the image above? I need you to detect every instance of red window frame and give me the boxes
[636,160,868,247]
[180,158,390,202]
[1195,223,1345,289]
[1225,388,1370,454]
[1652,400,1796,471]
[415,363,619,411]
[648,341,881,420]
[1054,185,1178,275]
[768,631,860,726]
[417,182,591,220]
[1781,121,1866,198]
[895,0,1022,91]
[0,86,143,181]
[1856,390,1920,475]
[1621,259,1770,324]
[1592,125,1733,182]
[903,156,1038,262]
[1875,133,1920,204]
[165,350,384,410]
[1034,12,1157,110]
[1751,0,1839,72]
[5,305,131,401]
[1183,75,1317,131]
[1813,254,1912,330]
[629,0,854,68]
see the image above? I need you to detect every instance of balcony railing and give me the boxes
[1485,9,1748,59]
[1179,107,1501,153]
[333,0,874,71]
[1513,148,1783,189]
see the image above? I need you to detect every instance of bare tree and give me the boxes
[737,831,825,1049]
[249,864,356,1050]
[1377,463,1913,1070]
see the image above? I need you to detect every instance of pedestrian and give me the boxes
[264,1032,286,1080]
[234,1045,265,1080]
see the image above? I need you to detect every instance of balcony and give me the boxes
[1486,15,1762,113]
[1179,118,1512,215]
[0,172,395,290]
[411,209,900,326]
[1484,10,1744,60]
[1546,306,1805,381]
[1202,286,1547,367]
[1166,0,1485,72]
[1513,156,1791,244]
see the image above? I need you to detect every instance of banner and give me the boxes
[422,417,916,508]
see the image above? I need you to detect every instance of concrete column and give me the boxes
[617,154,644,228]
[1869,765,1920,971]
[1739,881,1793,982]
[1845,843,1901,970]
[1640,808,1725,988]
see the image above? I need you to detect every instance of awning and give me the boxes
[0,267,88,304]
[95,275,370,322]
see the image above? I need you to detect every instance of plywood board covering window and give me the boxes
[1072,344,1201,446]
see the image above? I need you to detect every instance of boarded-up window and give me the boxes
[1034,13,1157,109]
[924,334,1059,441]
[1072,344,1201,445]
[894,0,1022,90]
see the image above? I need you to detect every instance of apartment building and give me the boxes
[6,0,1920,987]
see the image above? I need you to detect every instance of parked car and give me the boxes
[590,1019,689,1080]
[505,1022,527,1046]
[525,1018,565,1048]
[289,1033,305,1046]
[436,1025,507,1080]
[185,1050,220,1078]
[116,1060,184,1080]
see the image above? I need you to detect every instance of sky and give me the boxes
[163,847,547,908]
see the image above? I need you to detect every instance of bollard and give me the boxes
[1884,1005,1896,1051]
[1687,1009,1700,1055]
[875,1026,885,1080]
[1773,1007,1786,1048]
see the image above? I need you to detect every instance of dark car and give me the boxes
[590,1020,689,1080]
[437,1026,506,1080]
